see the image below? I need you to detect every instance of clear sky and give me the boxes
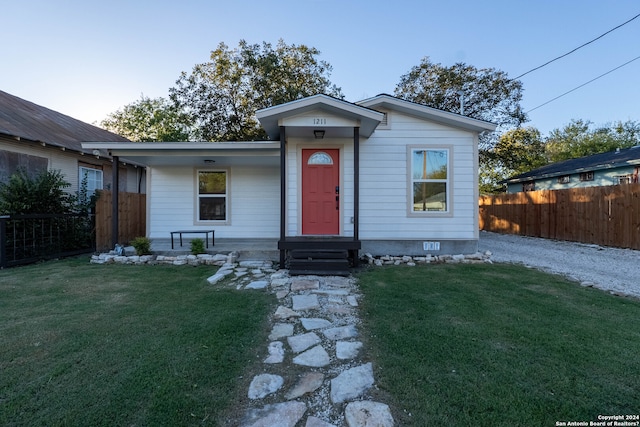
[2,0,639,136]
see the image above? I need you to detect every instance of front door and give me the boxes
[302,149,340,235]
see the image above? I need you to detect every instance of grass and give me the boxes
[0,256,274,427]
[357,263,640,426]
[3,257,639,426]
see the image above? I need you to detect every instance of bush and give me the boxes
[190,238,206,255]
[0,168,73,214]
[130,237,152,256]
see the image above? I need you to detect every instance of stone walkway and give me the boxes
[208,259,394,427]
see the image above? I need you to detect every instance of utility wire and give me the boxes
[526,54,640,113]
[514,12,640,79]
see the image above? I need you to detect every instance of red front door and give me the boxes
[302,149,340,235]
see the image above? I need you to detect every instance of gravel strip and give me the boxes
[478,231,640,299]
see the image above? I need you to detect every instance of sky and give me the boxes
[2,0,639,137]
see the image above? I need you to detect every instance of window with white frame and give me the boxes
[198,170,227,221]
[410,148,449,213]
[79,166,103,197]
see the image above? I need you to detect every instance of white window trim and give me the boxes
[78,165,103,196]
[194,168,230,225]
[407,145,453,218]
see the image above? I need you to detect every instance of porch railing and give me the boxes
[0,213,96,268]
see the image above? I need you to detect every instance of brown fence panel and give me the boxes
[479,184,640,250]
[95,191,146,251]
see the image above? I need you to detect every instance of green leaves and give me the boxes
[394,57,526,130]
[169,39,343,141]
[100,95,192,142]
[546,119,640,162]
[0,168,73,214]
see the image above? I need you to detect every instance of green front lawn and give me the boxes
[2,257,639,426]
[357,264,640,426]
[0,257,274,426]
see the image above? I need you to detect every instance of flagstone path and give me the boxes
[208,259,394,427]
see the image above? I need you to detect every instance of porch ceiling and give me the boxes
[82,142,280,167]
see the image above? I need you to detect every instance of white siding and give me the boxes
[359,112,479,240]
[147,165,279,239]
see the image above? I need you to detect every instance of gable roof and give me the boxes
[505,146,640,184]
[0,89,129,153]
[356,94,497,133]
[256,94,385,139]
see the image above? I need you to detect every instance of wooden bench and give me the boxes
[170,230,215,249]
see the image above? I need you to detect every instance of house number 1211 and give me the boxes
[313,118,327,124]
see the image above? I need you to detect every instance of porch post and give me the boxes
[279,126,286,268]
[353,126,360,267]
[111,156,119,248]
[353,127,360,241]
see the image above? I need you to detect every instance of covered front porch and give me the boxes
[256,94,383,273]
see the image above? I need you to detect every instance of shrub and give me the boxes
[130,237,152,256]
[0,167,73,214]
[190,238,206,255]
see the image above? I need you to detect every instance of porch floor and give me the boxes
[148,238,280,261]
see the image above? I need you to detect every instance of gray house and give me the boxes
[504,146,640,193]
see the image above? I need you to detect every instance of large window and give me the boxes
[79,166,103,196]
[410,148,449,213]
[198,170,227,221]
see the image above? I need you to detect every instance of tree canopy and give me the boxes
[100,95,191,142]
[394,57,527,137]
[169,40,343,141]
[480,127,547,193]
[545,119,640,162]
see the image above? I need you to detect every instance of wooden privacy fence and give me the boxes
[95,191,146,252]
[479,184,640,250]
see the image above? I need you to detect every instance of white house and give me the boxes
[84,94,495,272]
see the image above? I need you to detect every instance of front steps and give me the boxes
[288,249,351,276]
[278,237,361,276]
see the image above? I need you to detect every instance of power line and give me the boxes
[514,12,640,79]
[526,54,640,113]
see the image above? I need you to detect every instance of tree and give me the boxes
[546,119,640,162]
[495,127,547,175]
[101,95,191,142]
[394,57,527,146]
[169,40,343,141]
[479,127,547,193]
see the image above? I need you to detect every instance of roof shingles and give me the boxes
[0,89,129,153]
[505,146,640,183]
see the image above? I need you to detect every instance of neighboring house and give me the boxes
[84,94,495,268]
[504,146,640,193]
[0,89,145,196]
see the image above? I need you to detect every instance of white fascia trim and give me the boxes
[357,95,497,133]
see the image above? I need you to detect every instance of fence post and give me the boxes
[0,215,7,268]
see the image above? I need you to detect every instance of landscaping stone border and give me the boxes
[90,250,493,267]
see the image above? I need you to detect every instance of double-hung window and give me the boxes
[410,148,449,214]
[79,166,103,197]
[197,170,227,221]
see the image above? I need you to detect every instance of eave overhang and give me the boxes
[82,141,281,167]
[256,94,384,139]
[357,94,497,133]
